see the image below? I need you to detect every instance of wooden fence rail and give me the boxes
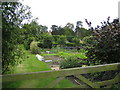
[1,63,120,88]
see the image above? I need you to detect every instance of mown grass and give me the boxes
[3,45,77,88]
[10,45,52,74]
[54,79,76,88]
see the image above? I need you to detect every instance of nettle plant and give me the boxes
[85,17,120,64]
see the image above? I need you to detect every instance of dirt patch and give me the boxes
[44,55,62,65]
[44,55,62,61]
[44,55,62,70]
[50,65,60,70]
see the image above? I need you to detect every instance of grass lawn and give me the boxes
[12,53,51,74]
[3,45,76,88]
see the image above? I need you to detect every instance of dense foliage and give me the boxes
[3,1,120,77]
[21,20,90,50]
[85,17,120,64]
[60,56,82,69]
[2,2,31,74]
[2,1,120,89]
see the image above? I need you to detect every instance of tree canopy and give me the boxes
[2,2,32,74]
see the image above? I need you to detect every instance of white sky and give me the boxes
[21,0,120,30]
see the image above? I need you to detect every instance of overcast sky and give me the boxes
[21,0,120,29]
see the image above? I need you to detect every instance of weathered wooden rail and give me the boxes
[1,63,120,88]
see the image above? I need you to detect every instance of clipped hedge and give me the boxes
[30,41,40,54]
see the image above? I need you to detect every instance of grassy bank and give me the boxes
[3,45,76,88]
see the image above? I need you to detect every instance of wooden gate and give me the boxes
[1,63,120,88]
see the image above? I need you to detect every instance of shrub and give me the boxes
[23,37,35,50]
[40,33,53,49]
[43,39,52,48]
[52,35,67,47]
[72,38,80,46]
[85,18,120,64]
[57,35,67,47]
[60,56,82,69]
[30,41,40,54]
[82,36,95,46]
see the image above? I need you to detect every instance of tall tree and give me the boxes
[66,23,74,30]
[63,23,75,42]
[76,21,83,28]
[2,2,32,74]
[51,25,59,35]
[39,25,48,34]
[75,21,90,39]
